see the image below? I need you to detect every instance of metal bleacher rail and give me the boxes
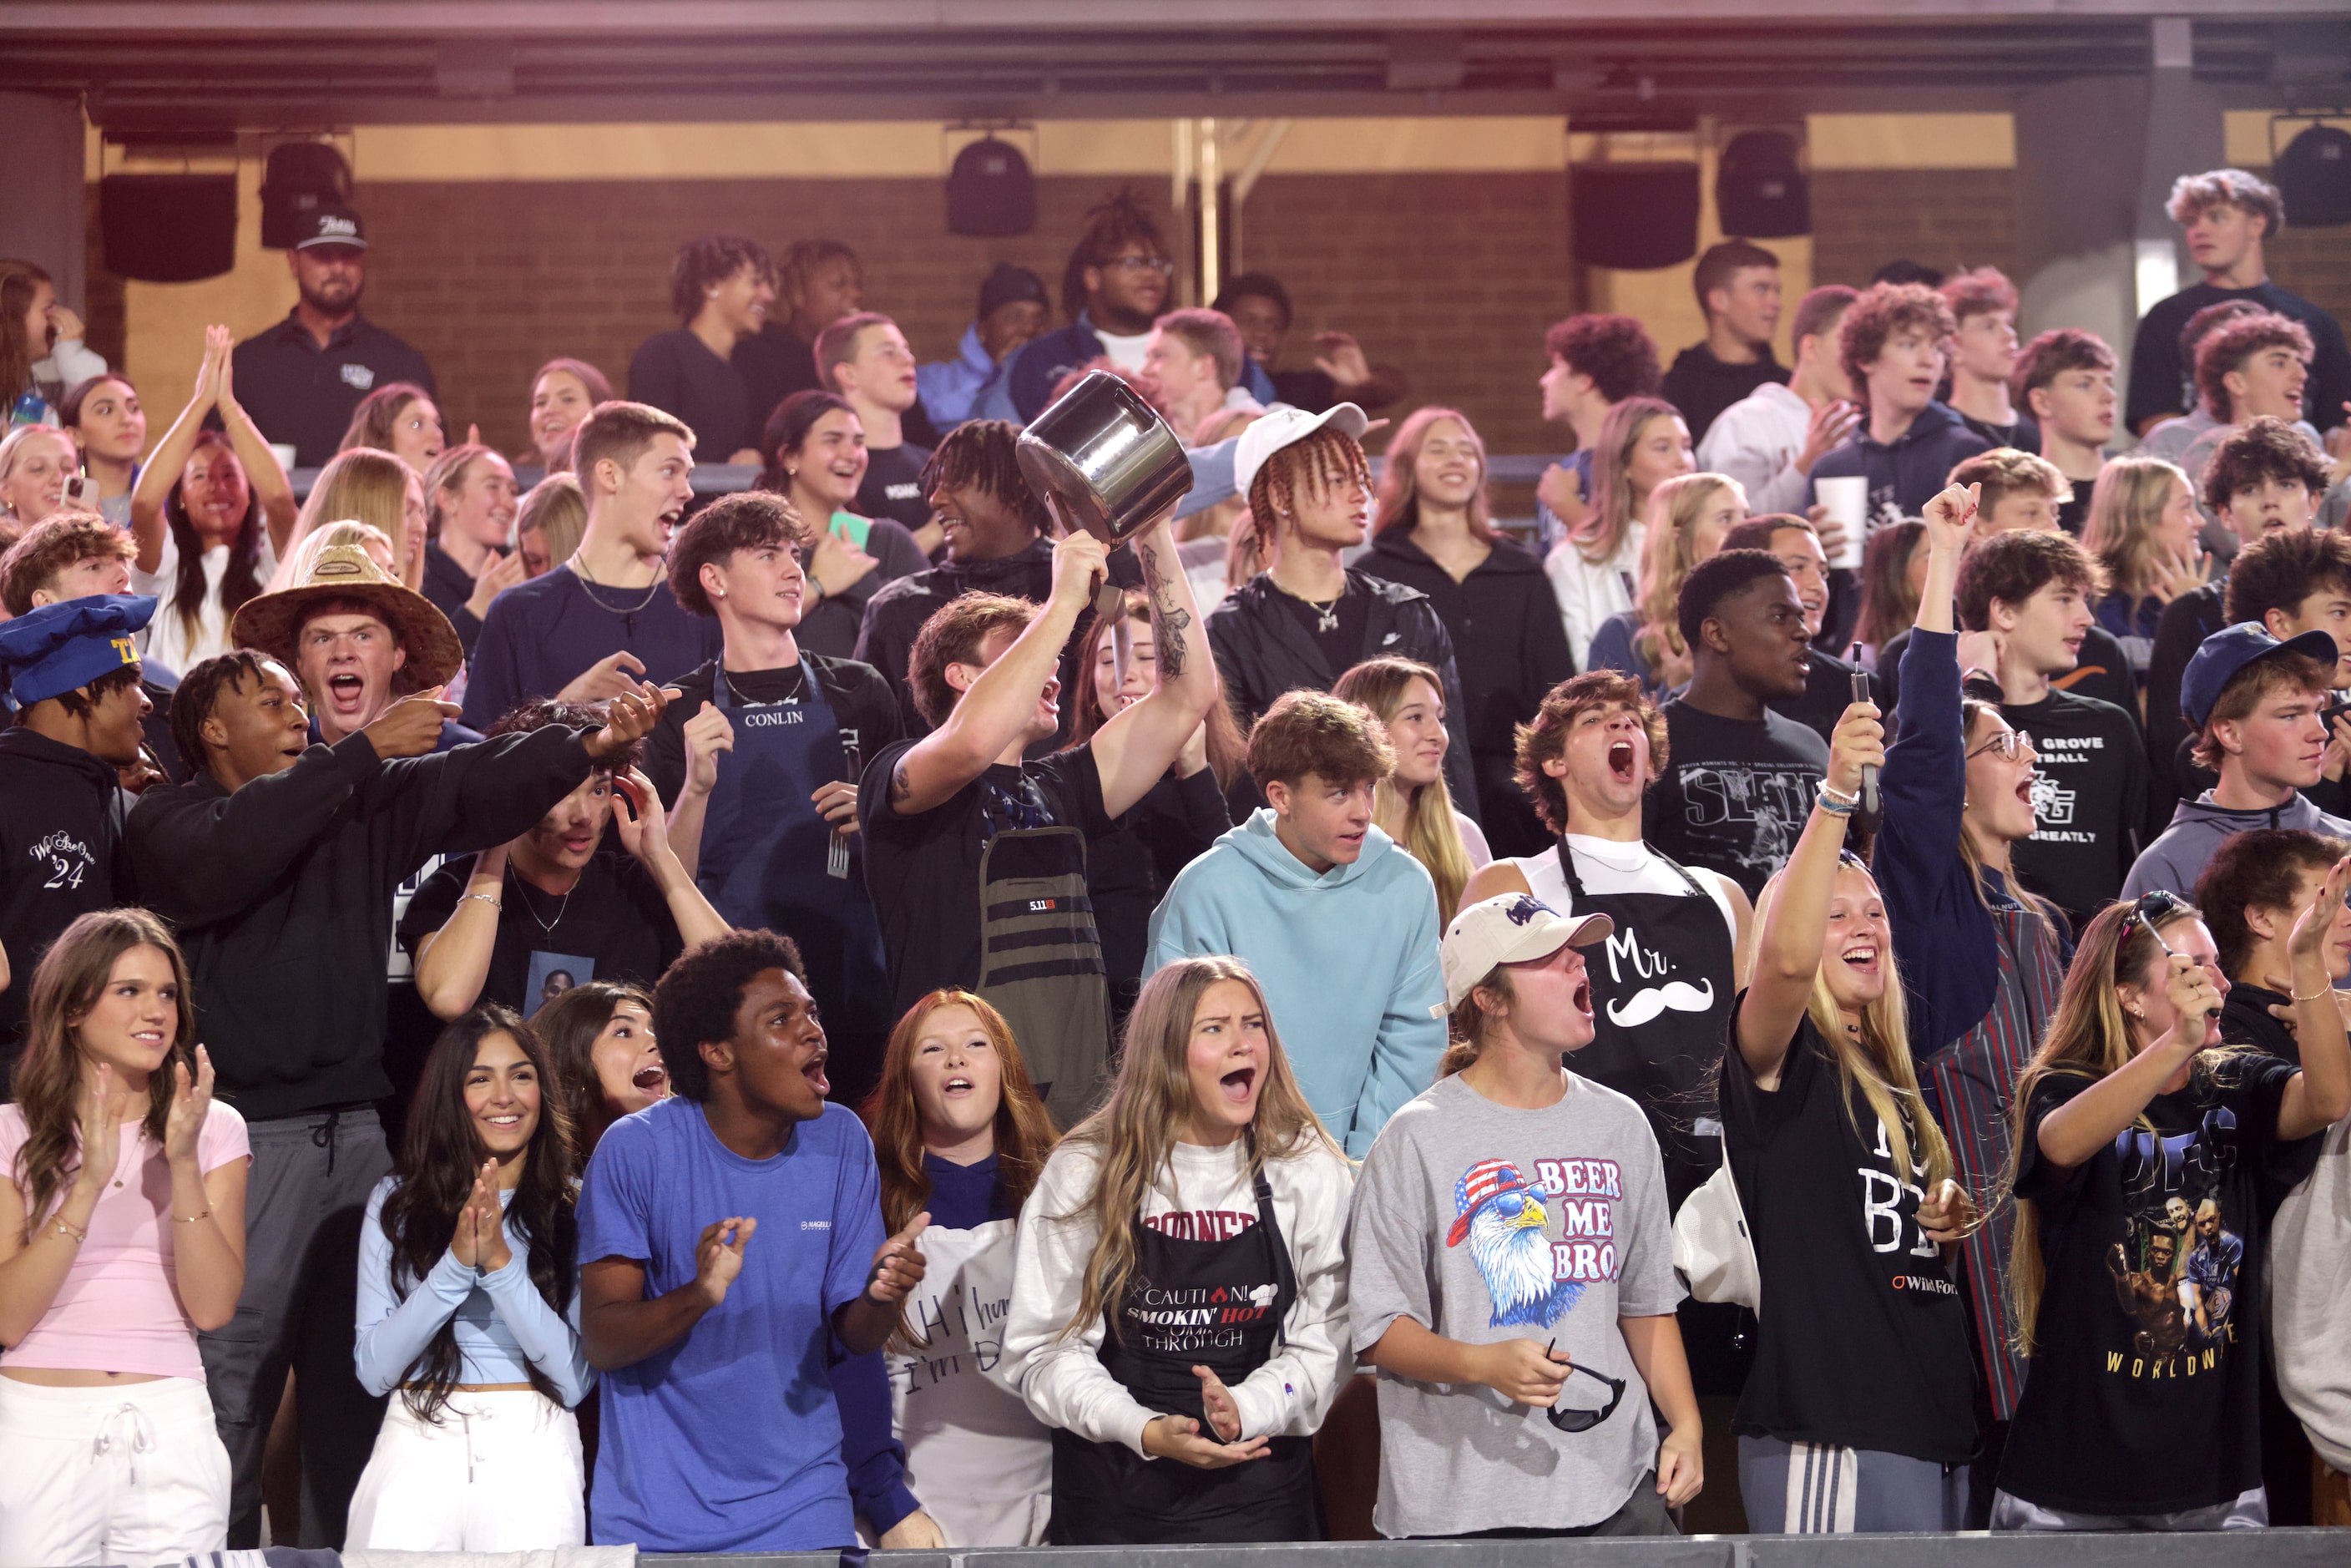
[650,1530,2348,1567]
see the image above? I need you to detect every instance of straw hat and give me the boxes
[229,541,463,695]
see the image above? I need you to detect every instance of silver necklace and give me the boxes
[569,557,661,615]
[513,872,573,938]
[1278,579,1343,633]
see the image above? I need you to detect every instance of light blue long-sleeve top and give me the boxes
[353,1174,594,1407]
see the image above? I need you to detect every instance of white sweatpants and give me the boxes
[0,1374,230,1568]
[346,1388,585,1550]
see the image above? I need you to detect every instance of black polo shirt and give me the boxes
[230,310,437,468]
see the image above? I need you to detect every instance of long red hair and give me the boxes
[858,990,1059,1236]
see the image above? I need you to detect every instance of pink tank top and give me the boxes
[0,1101,250,1379]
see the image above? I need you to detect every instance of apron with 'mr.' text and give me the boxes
[1555,841,1735,1210]
[696,660,892,1096]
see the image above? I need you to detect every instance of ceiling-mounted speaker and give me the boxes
[261,142,354,250]
[1717,129,1810,238]
[1570,163,1700,271]
[947,136,1035,237]
[100,175,236,282]
[2276,123,2351,228]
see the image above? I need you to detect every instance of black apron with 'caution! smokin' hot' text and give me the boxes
[1048,1162,1319,1545]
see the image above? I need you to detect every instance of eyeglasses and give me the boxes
[1106,254,1175,277]
[1543,1340,1628,1433]
[1965,728,2035,763]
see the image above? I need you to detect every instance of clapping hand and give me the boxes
[163,1046,216,1168]
[448,1160,512,1272]
[692,1216,756,1308]
[1192,1364,1244,1440]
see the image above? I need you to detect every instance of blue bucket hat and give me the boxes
[0,594,154,707]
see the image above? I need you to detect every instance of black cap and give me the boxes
[293,205,367,251]
[977,263,1046,320]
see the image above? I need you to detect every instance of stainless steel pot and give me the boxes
[1015,369,1194,546]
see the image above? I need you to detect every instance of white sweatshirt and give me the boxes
[1002,1135,1354,1458]
[1545,523,1642,675]
[2271,1118,2351,1470]
[1697,380,1813,518]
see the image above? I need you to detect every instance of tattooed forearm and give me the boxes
[1135,540,1191,680]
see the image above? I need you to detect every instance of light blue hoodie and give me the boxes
[1145,809,1446,1158]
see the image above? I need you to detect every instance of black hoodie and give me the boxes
[129,725,599,1120]
[0,727,136,1074]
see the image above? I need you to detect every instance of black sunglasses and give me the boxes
[1543,1339,1628,1433]
[2115,889,2187,963]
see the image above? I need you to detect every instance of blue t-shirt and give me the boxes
[576,1096,886,1551]
[460,564,722,732]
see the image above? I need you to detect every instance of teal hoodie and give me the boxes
[1145,808,1446,1158]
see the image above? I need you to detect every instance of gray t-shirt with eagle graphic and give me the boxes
[1346,1070,1681,1535]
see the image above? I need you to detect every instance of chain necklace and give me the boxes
[512,871,574,938]
[723,665,803,706]
[1274,578,1344,634]
[569,555,662,615]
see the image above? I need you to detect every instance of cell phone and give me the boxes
[64,473,99,509]
[1851,670,1880,818]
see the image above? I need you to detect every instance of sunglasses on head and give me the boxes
[2114,889,2187,963]
[1542,1339,1628,1433]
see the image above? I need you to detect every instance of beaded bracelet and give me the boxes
[1815,781,1859,817]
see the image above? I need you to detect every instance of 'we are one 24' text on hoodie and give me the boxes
[1144,809,1447,1159]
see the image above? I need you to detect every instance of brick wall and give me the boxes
[83,164,2347,463]
[1809,169,2022,291]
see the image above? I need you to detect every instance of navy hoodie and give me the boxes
[0,728,136,1074]
[1805,401,1991,526]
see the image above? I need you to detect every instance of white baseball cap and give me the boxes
[1440,893,1614,1009]
[1232,402,1370,499]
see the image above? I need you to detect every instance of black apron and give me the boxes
[1049,1161,1319,1545]
[695,660,892,1100]
[975,812,1112,1128]
[1557,841,1749,1392]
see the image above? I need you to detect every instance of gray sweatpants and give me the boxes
[197,1108,392,1548]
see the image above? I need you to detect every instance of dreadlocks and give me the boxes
[1246,427,1373,543]
[1061,189,1167,320]
[918,419,1052,538]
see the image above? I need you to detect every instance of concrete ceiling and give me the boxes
[8,3,2345,130]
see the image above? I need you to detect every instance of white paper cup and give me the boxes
[1814,476,1868,570]
[268,442,300,474]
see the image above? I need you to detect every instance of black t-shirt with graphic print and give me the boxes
[1998,688,2151,932]
[1722,1002,1979,1463]
[1643,700,1829,902]
[1998,1055,2321,1515]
